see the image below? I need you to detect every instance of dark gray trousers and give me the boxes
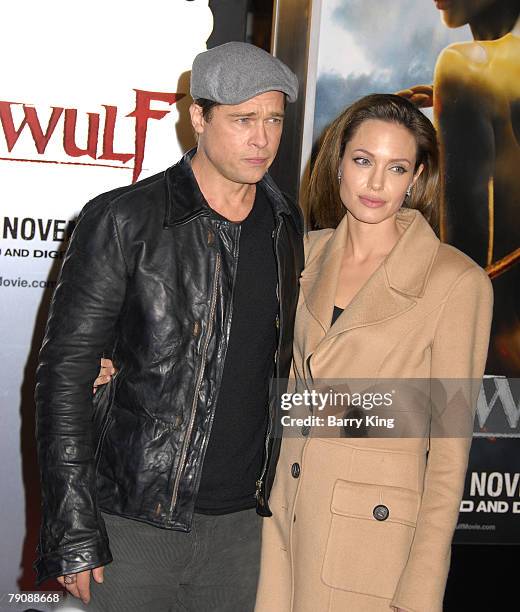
[77,508,261,612]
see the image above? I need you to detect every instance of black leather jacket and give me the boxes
[34,150,304,584]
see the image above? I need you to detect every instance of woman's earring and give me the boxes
[405,185,412,197]
[337,170,342,184]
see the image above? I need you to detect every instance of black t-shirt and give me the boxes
[331,305,344,325]
[195,186,278,514]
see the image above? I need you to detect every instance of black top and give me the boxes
[331,305,344,325]
[195,186,278,514]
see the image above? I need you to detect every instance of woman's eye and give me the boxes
[353,157,370,166]
[391,166,407,174]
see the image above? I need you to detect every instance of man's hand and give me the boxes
[57,566,104,604]
[93,358,116,393]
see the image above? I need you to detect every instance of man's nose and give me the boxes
[249,121,268,148]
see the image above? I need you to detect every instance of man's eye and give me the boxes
[236,117,250,123]
[268,117,283,124]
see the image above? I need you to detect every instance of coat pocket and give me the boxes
[321,479,420,600]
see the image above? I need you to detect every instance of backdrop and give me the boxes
[0,1,212,607]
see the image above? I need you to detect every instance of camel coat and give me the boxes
[255,208,493,612]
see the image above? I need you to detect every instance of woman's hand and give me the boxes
[93,358,116,393]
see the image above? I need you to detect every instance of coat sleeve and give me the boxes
[391,265,493,612]
[34,196,128,584]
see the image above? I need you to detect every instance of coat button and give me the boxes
[291,463,300,478]
[301,425,310,436]
[373,504,389,521]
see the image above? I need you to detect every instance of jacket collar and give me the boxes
[163,148,291,227]
[300,208,440,339]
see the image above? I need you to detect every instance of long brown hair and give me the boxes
[307,93,440,232]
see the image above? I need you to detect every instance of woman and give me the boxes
[254,94,493,612]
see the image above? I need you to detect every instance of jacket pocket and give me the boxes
[321,479,420,600]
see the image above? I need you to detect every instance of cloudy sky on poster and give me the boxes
[314,0,472,141]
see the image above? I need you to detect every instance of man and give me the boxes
[35,42,303,611]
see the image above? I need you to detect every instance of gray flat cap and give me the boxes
[191,42,298,105]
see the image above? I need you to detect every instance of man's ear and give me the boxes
[189,102,205,136]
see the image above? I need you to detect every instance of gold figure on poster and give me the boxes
[398,0,520,375]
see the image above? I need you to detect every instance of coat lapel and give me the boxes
[299,208,440,363]
[300,216,348,335]
[325,265,416,339]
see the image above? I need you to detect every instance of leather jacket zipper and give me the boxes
[256,219,283,502]
[169,253,221,515]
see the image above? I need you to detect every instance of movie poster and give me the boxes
[0,1,212,604]
[310,0,520,543]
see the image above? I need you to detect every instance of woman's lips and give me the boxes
[359,195,386,208]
